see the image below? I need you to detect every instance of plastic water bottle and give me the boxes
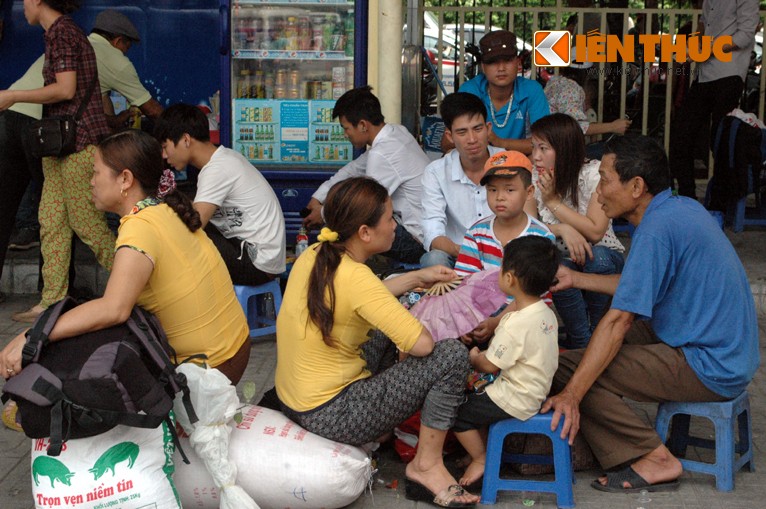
[295,227,309,257]
[634,489,651,509]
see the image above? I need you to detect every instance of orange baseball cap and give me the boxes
[480,150,533,185]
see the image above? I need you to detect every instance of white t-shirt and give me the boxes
[195,146,286,274]
[485,300,559,421]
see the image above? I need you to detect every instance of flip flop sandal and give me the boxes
[590,465,680,493]
[405,478,477,508]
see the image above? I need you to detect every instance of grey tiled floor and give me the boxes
[2,228,766,508]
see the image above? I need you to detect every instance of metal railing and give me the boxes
[419,5,766,154]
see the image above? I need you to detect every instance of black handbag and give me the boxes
[24,75,99,159]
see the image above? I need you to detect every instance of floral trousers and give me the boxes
[39,145,115,308]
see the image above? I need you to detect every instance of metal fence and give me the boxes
[418,5,766,154]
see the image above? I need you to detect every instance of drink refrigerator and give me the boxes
[219,0,368,245]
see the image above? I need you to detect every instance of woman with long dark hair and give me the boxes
[1,130,250,384]
[0,0,115,323]
[526,113,625,349]
[276,177,479,507]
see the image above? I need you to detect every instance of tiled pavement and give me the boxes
[1,229,766,508]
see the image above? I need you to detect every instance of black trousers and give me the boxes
[204,223,276,286]
[0,110,43,282]
[669,75,743,198]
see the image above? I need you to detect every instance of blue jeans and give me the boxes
[420,249,456,269]
[553,245,625,349]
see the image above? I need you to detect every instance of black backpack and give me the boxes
[708,116,764,212]
[2,297,198,460]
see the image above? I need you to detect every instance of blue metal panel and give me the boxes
[220,0,232,148]
[264,170,334,242]
[0,0,220,108]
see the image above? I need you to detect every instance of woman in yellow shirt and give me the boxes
[276,177,478,508]
[1,130,250,384]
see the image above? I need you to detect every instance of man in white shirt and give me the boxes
[155,104,286,285]
[421,92,504,268]
[302,86,430,264]
[669,0,759,199]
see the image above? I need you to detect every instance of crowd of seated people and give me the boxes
[1,21,760,508]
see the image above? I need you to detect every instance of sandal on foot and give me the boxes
[405,479,476,508]
[590,466,680,493]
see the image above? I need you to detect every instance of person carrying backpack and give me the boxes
[1,129,250,385]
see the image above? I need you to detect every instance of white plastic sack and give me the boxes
[173,363,258,509]
[173,405,372,509]
[30,422,179,509]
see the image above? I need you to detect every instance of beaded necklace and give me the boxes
[488,86,513,129]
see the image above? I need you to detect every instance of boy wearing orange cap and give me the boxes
[454,150,555,345]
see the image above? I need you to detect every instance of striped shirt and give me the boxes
[455,214,555,306]
[455,214,555,275]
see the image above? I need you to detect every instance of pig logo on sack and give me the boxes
[534,29,733,67]
[32,456,75,488]
[89,442,140,480]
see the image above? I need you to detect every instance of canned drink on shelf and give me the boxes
[322,81,333,99]
[288,69,300,87]
[275,85,287,99]
[332,66,345,83]
[275,69,287,86]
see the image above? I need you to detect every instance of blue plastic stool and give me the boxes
[655,391,754,491]
[234,280,282,338]
[481,413,574,508]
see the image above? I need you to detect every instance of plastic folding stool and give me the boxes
[481,413,575,508]
[655,391,754,491]
[234,279,282,338]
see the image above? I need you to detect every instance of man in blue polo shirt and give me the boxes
[459,30,549,155]
[542,135,758,493]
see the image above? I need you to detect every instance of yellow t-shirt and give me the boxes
[485,300,559,421]
[117,204,248,368]
[276,246,423,412]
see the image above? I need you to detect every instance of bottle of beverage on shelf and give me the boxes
[234,11,247,49]
[285,16,298,51]
[295,227,309,257]
[323,15,335,52]
[311,15,324,51]
[252,16,264,50]
[331,22,344,51]
[253,69,264,98]
[274,16,287,50]
[264,74,274,99]
[344,11,354,57]
[287,68,300,99]
[298,17,311,51]
[238,70,251,98]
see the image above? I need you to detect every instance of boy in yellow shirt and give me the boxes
[452,235,560,486]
